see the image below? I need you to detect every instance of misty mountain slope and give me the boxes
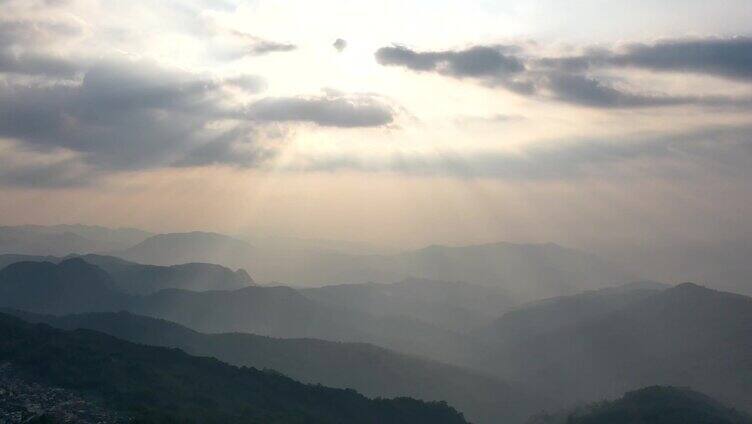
[6,309,541,424]
[0,258,126,314]
[0,312,469,424]
[476,281,669,341]
[480,283,752,411]
[357,242,637,302]
[117,232,398,286]
[130,285,480,366]
[0,259,478,366]
[528,386,752,424]
[299,279,515,333]
[117,231,255,268]
[0,253,253,295]
[76,254,254,294]
[0,224,152,255]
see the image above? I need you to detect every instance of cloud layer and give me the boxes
[292,125,752,180]
[0,57,395,186]
[376,38,752,108]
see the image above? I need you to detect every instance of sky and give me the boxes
[1,0,752,250]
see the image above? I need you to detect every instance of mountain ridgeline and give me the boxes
[115,231,636,302]
[475,282,752,412]
[0,253,253,295]
[0,225,152,256]
[4,309,539,424]
[2,224,752,423]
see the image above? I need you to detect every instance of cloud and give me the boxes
[0,139,96,188]
[0,18,84,77]
[0,18,82,47]
[222,75,267,93]
[227,30,296,57]
[375,38,752,109]
[0,58,394,188]
[0,50,80,77]
[247,94,395,127]
[376,44,524,79]
[543,73,692,108]
[537,38,752,81]
[172,125,276,168]
[0,62,228,171]
[288,125,752,180]
[611,37,752,81]
[333,38,347,52]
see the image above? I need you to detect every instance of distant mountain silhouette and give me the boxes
[117,231,255,268]
[528,386,752,424]
[0,259,476,365]
[0,253,253,295]
[73,254,253,294]
[479,282,752,412]
[0,224,152,255]
[6,309,540,424]
[476,281,668,341]
[117,232,636,302]
[0,312,469,423]
[362,242,636,301]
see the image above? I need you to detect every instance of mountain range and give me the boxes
[3,309,539,424]
[475,282,752,411]
[0,258,480,365]
[0,224,152,256]
[116,231,636,302]
[0,312,469,424]
[0,253,253,295]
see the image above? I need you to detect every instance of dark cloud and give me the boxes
[537,38,752,82]
[0,50,80,77]
[613,37,752,81]
[376,38,752,109]
[376,44,524,78]
[543,73,690,108]
[333,38,347,52]
[0,62,225,170]
[0,58,397,187]
[247,95,394,127]
[0,19,84,77]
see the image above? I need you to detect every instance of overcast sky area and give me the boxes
[1,0,752,251]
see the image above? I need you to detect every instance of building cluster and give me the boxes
[0,362,129,423]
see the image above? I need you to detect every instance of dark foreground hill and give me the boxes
[528,386,752,424]
[5,309,539,424]
[0,312,469,424]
